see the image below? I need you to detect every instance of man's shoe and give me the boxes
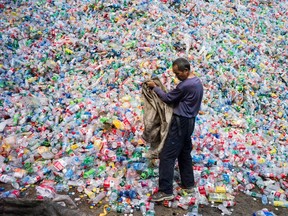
[151,192,174,202]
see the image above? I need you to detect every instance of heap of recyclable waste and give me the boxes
[0,0,287,215]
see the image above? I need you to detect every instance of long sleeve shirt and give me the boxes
[153,77,203,118]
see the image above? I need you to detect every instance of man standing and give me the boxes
[146,58,203,201]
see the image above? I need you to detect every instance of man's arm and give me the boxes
[146,80,183,104]
[153,86,183,104]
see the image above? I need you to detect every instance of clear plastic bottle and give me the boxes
[146,202,155,216]
[253,209,277,216]
[0,189,20,198]
[223,201,236,207]
[55,183,69,192]
[109,190,118,203]
[132,162,147,171]
[140,202,146,216]
[0,174,19,189]
[91,191,106,204]
[244,190,262,198]
[273,200,288,208]
[261,194,268,205]
[83,168,96,179]
[218,204,232,215]
[208,192,227,203]
[188,204,202,216]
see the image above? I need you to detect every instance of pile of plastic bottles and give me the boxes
[0,0,287,215]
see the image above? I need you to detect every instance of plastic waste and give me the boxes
[186,203,203,216]
[273,200,288,208]
[0,189,20,198]
[253,208,278,216]
[223,201,236,207]
[52,194,78,209]
[261,194,269,205]
[91,191,106,204]
[218,204,232,215]
[0,0,287,214]
[0,174,19,189]
[208,193,227,203]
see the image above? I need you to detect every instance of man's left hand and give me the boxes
[146,81,157,88]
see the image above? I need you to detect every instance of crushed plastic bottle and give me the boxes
[91,191,106,204]
[218,204,232,215]
[253,208,278,216]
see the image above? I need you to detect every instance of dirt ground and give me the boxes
[1,183,287,216]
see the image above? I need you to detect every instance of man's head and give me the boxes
[172,58,191,81]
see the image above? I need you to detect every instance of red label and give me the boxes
[189,197,196,205]
[53,161,65,171]
[198,186,206,195]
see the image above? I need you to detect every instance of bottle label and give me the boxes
[163,200,172,207]
[273,201,288,207]
[53,159,67,171]
[208,193,227,202]
[215,186,226,193]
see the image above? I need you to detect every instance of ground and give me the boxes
[0,183,286,216]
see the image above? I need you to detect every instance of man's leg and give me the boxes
[178,118,195,188]
[158,117,183,194]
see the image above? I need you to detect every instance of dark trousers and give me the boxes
[159,115,195,194]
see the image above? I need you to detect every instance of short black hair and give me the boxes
[172,58,190,72]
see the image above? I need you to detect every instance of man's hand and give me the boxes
[146,81,157,88]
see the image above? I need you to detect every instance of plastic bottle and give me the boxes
[253,209,277,216]
[177,201,189,210]
[273,200,288,208]
[55,183,69,192]
[140,168,155,179]
[140,202,147,216]
[223,201,236,207]
[63,167,74,180]
[244,190,262,198]
[261,194,268,205]
[245,183,255,190]
[83,156,95,167]
[84,188,95,199]
[13,168,27,179]
[163,200,178,208]
[91,191,106,204]
[83,168,96,179]
[208,193,227,203]
[0,189,20,198]
[255,177,266,189]
[109,190,118,203]
[146,202,155,216]
[132,162,147,171]
[36,184,55,199]
[0,174,19,189]
[175,195,188,204]
[187,204,202,216]
[218,204,232,215]
[52,194,77,209]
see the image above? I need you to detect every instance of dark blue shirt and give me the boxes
[153,77,203,118]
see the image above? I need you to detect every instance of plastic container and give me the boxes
[273,200,288,208]
[208,193,227,203]
[91,191,106,204]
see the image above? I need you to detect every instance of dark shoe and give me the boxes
[151,192,174,202]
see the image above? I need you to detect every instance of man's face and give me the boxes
[172,65,189,81]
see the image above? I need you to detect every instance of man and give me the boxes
[146,57,203,202]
